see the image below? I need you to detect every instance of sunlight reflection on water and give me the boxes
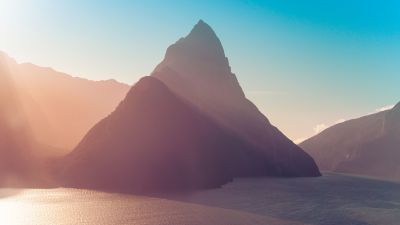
[0,188,289,225]
[1,174,399,225]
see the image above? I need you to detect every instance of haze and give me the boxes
[1,0,399,141]
[1,2,400,225]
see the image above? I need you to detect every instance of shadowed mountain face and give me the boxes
[152,20,320,177]
[59,21,319,192]
[0,53,130,154]
[61,77,276,193]
[301,102,400,180]
[0,53,33,185]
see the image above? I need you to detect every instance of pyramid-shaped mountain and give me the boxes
[61,76,275,193]
[301,102,400,180]
[152,20,320,177]
[61,21,320,193]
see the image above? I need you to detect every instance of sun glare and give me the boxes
[0,0,28,31]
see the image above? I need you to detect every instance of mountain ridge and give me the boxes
[60,20,320,193]
[61,76,275,192]
[0,53,130,153]
[153,20,320,177]
[301,102,400,180]
[0,56,35,186]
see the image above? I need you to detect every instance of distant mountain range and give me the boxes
[0,52,129,154]
[60,20,320,193]
[301,102,400,180]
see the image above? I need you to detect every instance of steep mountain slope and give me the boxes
[61,77,274,193]
[152,20,320,177]
[301,103,400,180]
[0,53,34,185]
[1,52,130,153]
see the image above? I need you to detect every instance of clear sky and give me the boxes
[1,0,399,142]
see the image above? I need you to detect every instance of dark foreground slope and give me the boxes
[152,20,320,177]
[61,77,275,193]
[301,102,400,180]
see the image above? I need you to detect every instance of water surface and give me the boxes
[1,173,399,225]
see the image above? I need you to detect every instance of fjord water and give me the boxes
[1,173,399,225]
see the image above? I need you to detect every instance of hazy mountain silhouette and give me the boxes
[61,76,276,193]
[0,53,34,186]
[301,102,400,180]
[60,20,320,193]
[1,52,130,154]
[152,20,320,177]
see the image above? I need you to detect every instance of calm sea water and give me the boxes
[1,173,399,225]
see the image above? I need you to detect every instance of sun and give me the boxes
[0,0,28,30]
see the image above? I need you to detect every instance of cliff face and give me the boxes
[153,20,320,177]
[0,52,129,186]
[0,52,130,154]
[61,77,273,193]
[60,20,321,193]
[0,53,33,185]
[18,66,129,153]
[301,102,400,180]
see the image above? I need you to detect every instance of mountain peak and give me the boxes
[393,101,400,111]
[124,76,169,102]
[152,20,244,100]
[0,50,8,59]
[155,20,227,69]
[0,51,17,65]
[133,76,165,91]
[187,20,218,40]
[383,101,400,132]
[185,20,225,57]
[389,101,400,120]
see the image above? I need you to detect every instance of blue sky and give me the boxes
[1,0,399,141]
